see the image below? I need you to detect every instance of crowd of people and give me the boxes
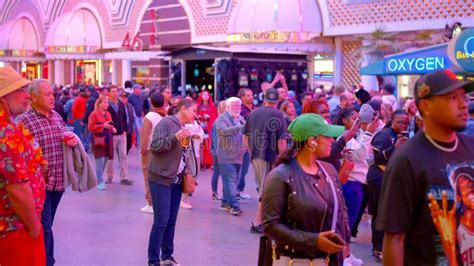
[0,64,473,266]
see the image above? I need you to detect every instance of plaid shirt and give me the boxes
[19,109,66,191]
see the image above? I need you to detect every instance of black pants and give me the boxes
[126,133,132,154]
[351,184,369,238]
[367,167,384,252]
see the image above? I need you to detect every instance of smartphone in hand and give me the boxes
[328,233,346,246]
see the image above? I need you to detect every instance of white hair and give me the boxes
[28,79,50,95]
[226,97,241,109]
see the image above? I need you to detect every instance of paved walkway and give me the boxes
[53,148,380,265]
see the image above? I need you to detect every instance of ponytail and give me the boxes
[275,140,305,166]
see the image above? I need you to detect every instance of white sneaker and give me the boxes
[140,205,153,214]
[237,192,252,200]
[180,200,192,210]
[344,254,363,266]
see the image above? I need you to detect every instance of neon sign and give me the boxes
[386,57,446,73]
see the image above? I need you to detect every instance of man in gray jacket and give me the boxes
[147,98,196,266]
[215,97,246,216]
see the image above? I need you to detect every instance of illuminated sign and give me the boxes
[227,31,313,44]
[386,57,447,73]
[0,49,37,57]
[45,46,99,54]
[122,32,143,51]
[452,28,474,72]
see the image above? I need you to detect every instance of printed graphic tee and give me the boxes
[376,132,474,265]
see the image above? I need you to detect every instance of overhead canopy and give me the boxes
[45,8,103,59]
[0,17,43,60]
[227,0,330,53]
[360,43,465,76]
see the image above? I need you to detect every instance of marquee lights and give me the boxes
[227,31,313,44]
[45,46,99,54]
[0,49,37,57]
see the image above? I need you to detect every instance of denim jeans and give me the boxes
[237,152,250,192]
[95,156,108,184]
[219,163,241,209]
[148,180,182,263]
[135,116,143,150]
[42,190,64,266]
[73,119,85,146]
[342,181,366,231]
[211,154,220,193]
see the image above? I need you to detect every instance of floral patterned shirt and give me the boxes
[0,106,46,236]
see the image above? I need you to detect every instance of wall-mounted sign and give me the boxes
[122,32,143,51]
[449,28,474,72]
[227,31,314,44]
[386,56,447,73]
[0,49,37,57]
[45,46,99,54]
[149,9,158,46]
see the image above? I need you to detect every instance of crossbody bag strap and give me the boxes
[317,161,339,231]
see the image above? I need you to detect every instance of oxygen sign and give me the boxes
[386,56,446,74]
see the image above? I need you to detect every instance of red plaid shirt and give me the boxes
[19,108,66,191]
[0,106,46,235]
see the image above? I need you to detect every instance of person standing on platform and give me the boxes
[0,67,46,266]
[19,79,79,266]
[105,86,132,185]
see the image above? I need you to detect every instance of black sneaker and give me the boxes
[219,203,231,211]
[250,222,263,234]
[229,207,242,216]
[372,250,383,261]
[160,256,179,265]
[211,193,222,201]
[120,179,134,185]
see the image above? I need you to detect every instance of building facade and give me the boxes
[0,0,472,95]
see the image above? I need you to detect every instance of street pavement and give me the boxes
[53,148,381,265]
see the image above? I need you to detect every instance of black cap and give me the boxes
[414,69,474,105]
[264,88,279,103]
[120,91,129,97]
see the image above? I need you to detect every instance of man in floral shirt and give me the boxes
[0,66,46,266]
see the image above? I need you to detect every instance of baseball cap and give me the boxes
[359,104,375,123]
[120,91,129,97]
[288,114,345,142]
[0,66,32,97]
[264,88,279,103]
[414,69,474,105]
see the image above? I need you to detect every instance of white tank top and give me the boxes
[145,112,163,149]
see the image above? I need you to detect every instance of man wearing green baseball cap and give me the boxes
[261,114,350,265]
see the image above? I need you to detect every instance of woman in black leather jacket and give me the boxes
[262,114,351,265]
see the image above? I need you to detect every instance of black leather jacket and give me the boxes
[262,158,350,265]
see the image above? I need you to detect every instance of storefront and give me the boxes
[170,46,309,101]
[360,28,474,98]
[0,17,46,79]
[44,8,105,85]
[225,0,335,93]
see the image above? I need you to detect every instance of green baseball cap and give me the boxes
[288,114,345,142]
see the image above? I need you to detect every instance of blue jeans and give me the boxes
[135,116,143,149]
[73,119,85,145]
[42,190,64,266]
[148,180,182,263]
[95,156,108,184]
[211,154,220,193]
[237,152,250,192]
[342,181,366,231]
[219,163,241,209]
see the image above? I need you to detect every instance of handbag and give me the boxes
[182,173,197,194]
[93,135,106,147]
